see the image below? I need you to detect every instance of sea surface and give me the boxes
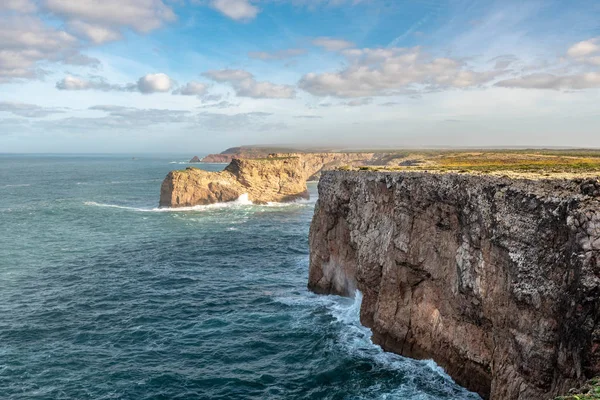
[0,155,480,400]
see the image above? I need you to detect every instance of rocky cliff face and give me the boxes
[159,158,308,207]
[274,152,381,180]
[203,150,390,180]
[308,170,600,399]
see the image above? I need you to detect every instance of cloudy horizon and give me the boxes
[1,0,600,153]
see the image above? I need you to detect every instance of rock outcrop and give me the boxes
[159,157,308,207]
[308,170,600,399]
[189,156,201,163]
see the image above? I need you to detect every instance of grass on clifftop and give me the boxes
[340,150,600,175]
[555,378,600,399]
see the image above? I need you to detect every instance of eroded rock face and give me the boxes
[202,150,392,180]
[159,158,308,207]
[308,171,600,400]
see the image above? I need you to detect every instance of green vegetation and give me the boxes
[555,378,600,399]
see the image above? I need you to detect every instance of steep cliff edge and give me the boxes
[159,157,308,207]
[308,170,600,399]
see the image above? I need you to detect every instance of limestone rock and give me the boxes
[308,170,600,400]
[159,157,309,207]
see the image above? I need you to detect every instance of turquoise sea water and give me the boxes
[0,155,479,400]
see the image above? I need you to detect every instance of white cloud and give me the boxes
[495,37,600,90]
[56,75,96,90]
[137,73,173,93]
[299,47,500,97]
[210,0,258,21]
[173,81,208,96]
[248,48,307,60]
[312,37,355,51]
[203,69,296,99]
[56,73,174,93]
[0,0,37,13]
[43,0,176,33]
[0,15,94,80]
[567,38,600,58]
[67,20,122,44]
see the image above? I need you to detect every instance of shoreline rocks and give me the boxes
[308,170,600,399]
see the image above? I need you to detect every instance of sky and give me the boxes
[1,0,600,153]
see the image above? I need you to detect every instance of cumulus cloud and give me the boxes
[203,69,296,99]
[248,48,307,60]
[299,47,500,97]
[172,81,208,96]
[137,73,173,93]
[566,37,600,67]
[495,37,600,90]
[0,15,96,80]
[56,73,174,93]
[0,101,66,118]
[43,0,176,43]
[210,0,258,21]
[567,38,600,58]
[312,37,355,51]
[67,20,123,44]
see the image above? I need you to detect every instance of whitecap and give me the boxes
[2,184,31,188]
[84,193,254,213]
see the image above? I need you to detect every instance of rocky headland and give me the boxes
[308,170,600,399]
[159,157,308,207]
[200,146,413,180]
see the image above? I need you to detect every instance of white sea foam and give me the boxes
[84,193,254,213]
[264,198,316,207]
[323,291,480,399]
[2,184,31,188]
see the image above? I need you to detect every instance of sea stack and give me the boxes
[189,156,201,163]
[308,170,600,400]
[159,157,309,207]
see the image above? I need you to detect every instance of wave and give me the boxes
[323,292,480,399]
[84,194,254,213]
[2,184,31,188]
[264,197,317,207]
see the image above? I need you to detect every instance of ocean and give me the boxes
[0,155,479,400]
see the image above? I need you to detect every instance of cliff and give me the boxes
[308,170,600,399]
[159,157,308,207]
[203,149,396,180]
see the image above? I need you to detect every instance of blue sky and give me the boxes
[1,0,600,153]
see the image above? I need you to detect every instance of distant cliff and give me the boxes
[308,170,600,399]
[159,157,308,207]
[202,148,400,180]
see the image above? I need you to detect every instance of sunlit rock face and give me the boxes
[159,157,309,207]
[308,170,600,400]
